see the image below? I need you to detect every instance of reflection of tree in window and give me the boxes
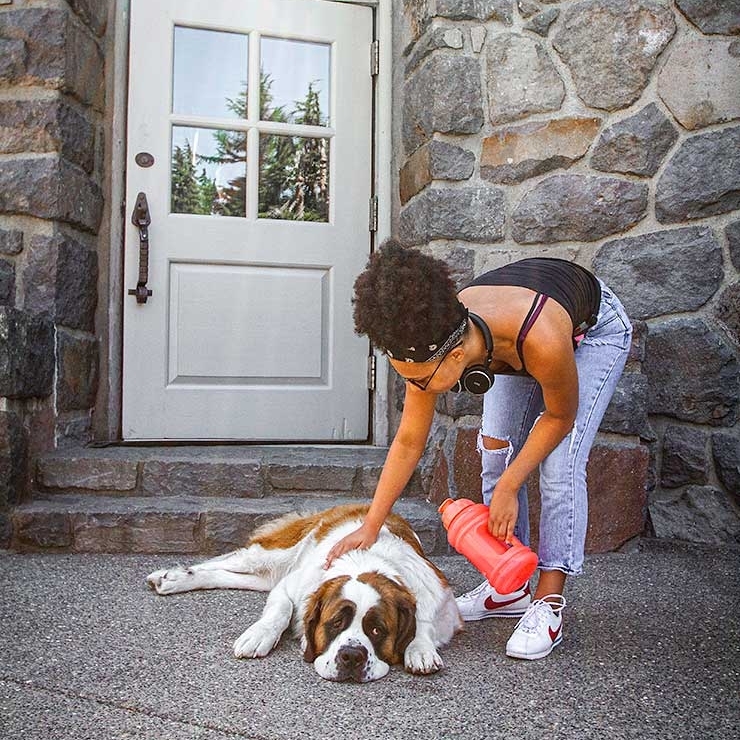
[270,82,329,222]
[171,141,202,214]
[259,81,329,222]
[171,139,222,216]
[170,74,329,221]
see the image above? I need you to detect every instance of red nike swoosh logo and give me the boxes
[484,594,525,610]
[549,625,561,642]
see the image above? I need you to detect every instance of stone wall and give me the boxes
[0,0,109,536]
[395,0,739,549]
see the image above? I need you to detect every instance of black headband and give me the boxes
[383,303,469,363]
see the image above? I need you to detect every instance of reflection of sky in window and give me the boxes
[261,37,330,124]
[172,126,245,188]
[173,27,248,118]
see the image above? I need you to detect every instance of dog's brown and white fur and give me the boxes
[147,504,462,682]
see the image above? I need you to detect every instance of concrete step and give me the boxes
[10,494,448,556]
[34,444,424,499]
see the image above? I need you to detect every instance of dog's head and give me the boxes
[302,572,417,682]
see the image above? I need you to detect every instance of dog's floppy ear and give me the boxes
[393,590,417,659]
[302,587,323,663]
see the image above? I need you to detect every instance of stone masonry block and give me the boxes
[267,463,355,492]
[56,329,99,411]
[661,425,709,489]
[452,426,482,503]
[399,186,505,245]
[659,36,740,131]
[0,156,103,233]
[0,8,104,109]
[727,221,740,271]
[436,0,513,23]
[55,415,93,449]
[486,33,565,125]
[141,460,264,498]
[23,232,98,331]
[403,55,483,155]
[67,0,108,37]
[399,140,475,204]
[512,174,648,244]
[201,511,262,554]
[715,282,740,346]
[0,410,28,508]
[0,259,14,306]
[593,227,723,320]
[644,318,738,427]
[72,512,201,553]
[37,456,138,492]
[712,433,740,506]
[481,117,601,184]
[0,98,96,173]
[0,38,25,81]
[13,510,72,550]
[656,126,740,223]
[0,306,54,398]
[525,8,559,36]
[437,390,484,420]
[591,103,678,176]
[405,25,465,75]
[650,486,740,547]
[0,228,23,256]
[552,0,675,111]
[599,371,650,438]
[675,0,740,36]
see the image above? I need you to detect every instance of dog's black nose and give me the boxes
[335,644,368,681]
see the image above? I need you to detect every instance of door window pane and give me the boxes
[171,126,246,217]
[259,135,329,221]
[173,27,248,119]
[260,37,330,125]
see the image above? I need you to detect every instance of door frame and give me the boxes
[104,0,392,445]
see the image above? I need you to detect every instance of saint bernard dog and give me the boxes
[146,504,462,682]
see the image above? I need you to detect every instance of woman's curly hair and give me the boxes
[352,239,463,355]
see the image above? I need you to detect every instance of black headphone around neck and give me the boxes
[450,312,495,394]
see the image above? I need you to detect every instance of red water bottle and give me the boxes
[439,498,538,594]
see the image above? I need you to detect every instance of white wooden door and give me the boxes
[123,0,373,441]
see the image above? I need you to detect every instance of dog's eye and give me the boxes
[370,625,386,638]
[331,615,345,629]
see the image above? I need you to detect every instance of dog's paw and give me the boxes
[404,639,444,675]
[234,622,281,659]
[146,567,193,595]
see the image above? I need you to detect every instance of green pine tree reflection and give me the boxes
[170,73,329,221]
[171,140,204,214]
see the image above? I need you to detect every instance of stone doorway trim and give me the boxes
[103,0,392,445]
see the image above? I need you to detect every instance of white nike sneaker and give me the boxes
[505,594,566,660]
[455,580,532,621]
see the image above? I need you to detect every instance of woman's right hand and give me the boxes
[323,523,380,569]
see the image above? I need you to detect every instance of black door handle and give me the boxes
[128,192,153,304]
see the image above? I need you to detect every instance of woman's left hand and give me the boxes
[323,522,380,569]
[488,488,519,544]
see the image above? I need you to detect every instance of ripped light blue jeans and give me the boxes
[479,281,632,576]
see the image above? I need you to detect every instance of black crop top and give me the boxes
[466,258,601,331]
[465,258,602,376]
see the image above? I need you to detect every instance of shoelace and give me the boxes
[514,595,566,634]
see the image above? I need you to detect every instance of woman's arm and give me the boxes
[324,383,437,567]
[487,324,579,543]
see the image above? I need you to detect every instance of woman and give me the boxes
[325,240,632,660]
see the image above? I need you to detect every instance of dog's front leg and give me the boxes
[404,621,444,675]
[233,568,311,659]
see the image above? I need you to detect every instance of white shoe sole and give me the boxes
[459,608,530,621]
[506,634,562,660]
